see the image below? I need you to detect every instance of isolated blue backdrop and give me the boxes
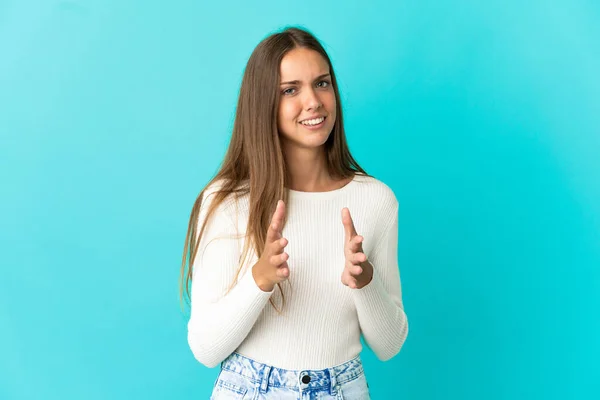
[1,0,599,399]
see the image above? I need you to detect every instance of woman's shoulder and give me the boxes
[200,178,242,215]
[202,179,226,203]
[354,173,398,207]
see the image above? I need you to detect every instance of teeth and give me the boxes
[300,117,325,126]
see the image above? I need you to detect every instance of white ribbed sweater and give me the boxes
[187,174,408,370]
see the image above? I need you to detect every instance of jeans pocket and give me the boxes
[338,373,370,400]
[210,369,250,400]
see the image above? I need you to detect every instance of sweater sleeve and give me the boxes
[351,201,408,361]
[187,188,274,368]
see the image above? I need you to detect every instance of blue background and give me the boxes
[1,0,599,399]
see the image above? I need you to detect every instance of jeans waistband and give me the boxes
[220,352,364,394]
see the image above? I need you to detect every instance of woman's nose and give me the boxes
[303,88,322,111]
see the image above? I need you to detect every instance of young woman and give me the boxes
[180,26,408,399]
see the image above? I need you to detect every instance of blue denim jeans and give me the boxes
[210,352,371,399]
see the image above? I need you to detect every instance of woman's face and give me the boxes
[277,47,337,151]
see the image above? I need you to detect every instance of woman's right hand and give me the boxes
[252,200,289,292]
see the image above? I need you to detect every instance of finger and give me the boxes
[348,277,358,289]
[274,199,286,226]
[341,208,351,239]
[268,200,285,242]
[341,268,358,286]
[349,264,363,276]
[351,235,364,253]
[277,265,289,279]
[341,208,357,240]
[341,269,350,286]
[344,236,360,259]
[350,251,367,265]
[341,271,350,287]
[278,237,288,251]
[270,252,288,266]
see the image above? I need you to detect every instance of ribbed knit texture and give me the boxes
[187,174,408,370]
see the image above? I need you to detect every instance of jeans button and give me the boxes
[301,375,311,384]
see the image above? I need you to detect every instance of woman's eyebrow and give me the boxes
[280,73,331,85]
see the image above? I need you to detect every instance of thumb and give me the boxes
[341,208,353,239]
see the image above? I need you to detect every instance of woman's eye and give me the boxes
[282,88,295,95]
[317,80,330,88]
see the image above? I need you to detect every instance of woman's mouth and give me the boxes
[299,116,326,130]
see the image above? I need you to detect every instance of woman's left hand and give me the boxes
[341,207,373,289]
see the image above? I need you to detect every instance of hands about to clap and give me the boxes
[252,200,290,292]
[252,200,373,292]
[340,207,374,289]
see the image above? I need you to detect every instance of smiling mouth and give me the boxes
[299,116,326,126]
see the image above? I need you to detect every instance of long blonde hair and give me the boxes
[179,26,371,313]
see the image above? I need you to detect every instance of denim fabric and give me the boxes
[210,352,371,399]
